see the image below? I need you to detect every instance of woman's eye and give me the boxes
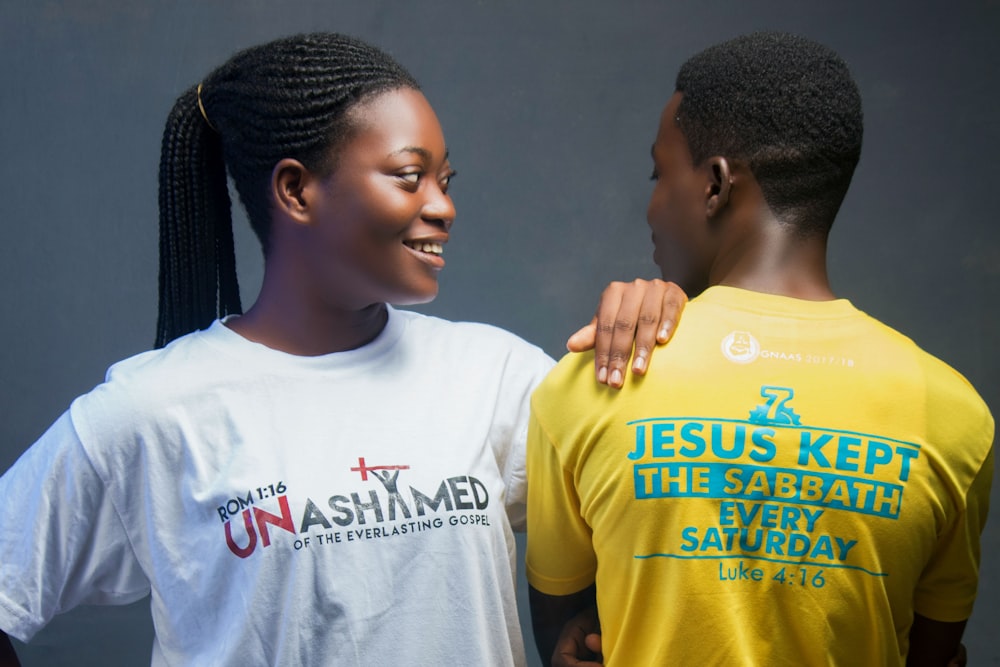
[649,168,659,181]
[440,170,457,193]
[399,172,420,185]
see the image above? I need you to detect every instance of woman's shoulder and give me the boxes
[104,324,227,382]
[394,308,554,363]
[72,324,233,421]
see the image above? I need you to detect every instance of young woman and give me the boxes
[0,33,682,666]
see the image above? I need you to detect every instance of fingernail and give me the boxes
[658,324,671,341]
[633,355,646,373]
[598,366,608,383]
[610,369,623,387]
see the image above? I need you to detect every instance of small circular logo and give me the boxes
[721,331,760,364]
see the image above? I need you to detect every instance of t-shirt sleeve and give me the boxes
[912,445,994,622]
[0,411,149,642]
[910,359,995,622]
[492,340,555,533]
[525,390,598,596]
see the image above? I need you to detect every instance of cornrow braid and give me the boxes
[156,88,238,348]
[155,33,418,347]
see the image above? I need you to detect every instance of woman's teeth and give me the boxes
[406,241,443,255]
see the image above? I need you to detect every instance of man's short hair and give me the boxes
[675,32,864,235]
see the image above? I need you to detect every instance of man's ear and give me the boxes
[271,158,316,225]
[705,156,733,219]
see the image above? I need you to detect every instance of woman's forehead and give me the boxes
[342,88,447,159]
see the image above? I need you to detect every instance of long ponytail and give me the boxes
[155,87,241,348]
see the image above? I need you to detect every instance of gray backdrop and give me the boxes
[1,1,997,665]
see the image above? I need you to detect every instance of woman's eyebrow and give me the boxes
[387,147,450,161]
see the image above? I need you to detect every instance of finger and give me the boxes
[565,317,598,353]
[656,281,688,344]
[601,280,649,388]
[551,635,598,667]
[947,642,967,667]
[584,633,602,654]
[630,281,669,376]
[590,282,626,385]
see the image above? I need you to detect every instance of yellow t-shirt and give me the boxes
[526,286,993,666]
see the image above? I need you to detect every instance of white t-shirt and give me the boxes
[0,307,554,666]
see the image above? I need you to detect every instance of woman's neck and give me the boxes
[225,278,389,356]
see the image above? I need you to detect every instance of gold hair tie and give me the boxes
[196,83,217,132]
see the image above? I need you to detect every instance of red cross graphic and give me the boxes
[350,457,411,481]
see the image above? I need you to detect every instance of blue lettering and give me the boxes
[749,427,776,462]
[798,432,833,467]
[652,422,675,457]
[810,535,835,560]
[835,537,858,560]
[702,527,725,550]
[787,533,810,556]
[736,502,761,525]
[628,424,646,460]
[759,504,778,528]
[719,500,736,526]
[712,423,745,459]
[680,526,699,552]
[864,440,894,474]
[896,447,919,481]
[835,436,862,472]
[764,530,785,555]
[739,528,764,551]
[679,422,706,457]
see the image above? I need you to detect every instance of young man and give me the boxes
[526,32,993,666]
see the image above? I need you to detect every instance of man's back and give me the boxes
[526,286,993,665]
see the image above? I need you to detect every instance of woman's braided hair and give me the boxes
[156,33,419,347]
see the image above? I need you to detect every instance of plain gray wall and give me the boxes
[1,1,997,664]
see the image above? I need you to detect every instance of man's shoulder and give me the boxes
[860,313,989,409]
[532,351,608,424]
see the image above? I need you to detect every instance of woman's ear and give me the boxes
[705,156,733,218]
[271,158,314,225]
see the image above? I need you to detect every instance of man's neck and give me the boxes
[714,233,835,300]
[709,185,835,301]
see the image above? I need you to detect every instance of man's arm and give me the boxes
[529,584,598,666]
[907,443,991,667]
[906,615,967,667]
[0,630,21,667]
[569,279,686,388]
